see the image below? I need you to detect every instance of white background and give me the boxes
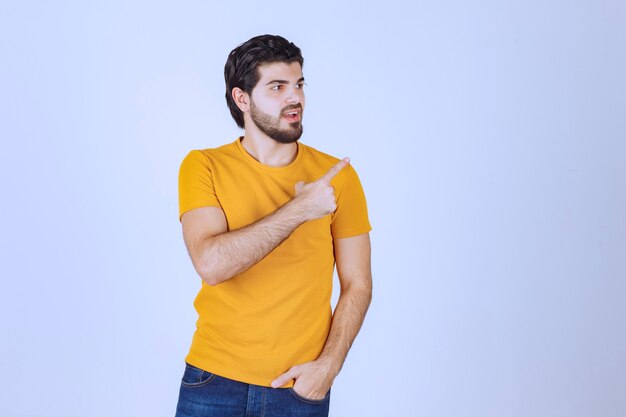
[1,1,625,416]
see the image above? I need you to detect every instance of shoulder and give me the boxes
[181,140,240,166]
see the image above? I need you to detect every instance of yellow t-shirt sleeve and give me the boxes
[331,165,372,239]
[178,150,221,222]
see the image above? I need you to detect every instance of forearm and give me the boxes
[189,159,348,286]
[318,281,372,378]
[268,233,371,395]
[199,200,306,285]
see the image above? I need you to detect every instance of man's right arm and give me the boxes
[181,158,350,286]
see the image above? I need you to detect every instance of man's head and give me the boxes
[225,35,305,143]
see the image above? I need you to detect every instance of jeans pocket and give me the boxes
[288,387,331,404]
[181,362,216,388]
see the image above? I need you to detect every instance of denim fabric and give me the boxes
[175,362,331,417]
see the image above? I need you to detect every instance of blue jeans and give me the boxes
[175,362,331,417]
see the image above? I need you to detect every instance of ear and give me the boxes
[232,87,250,113]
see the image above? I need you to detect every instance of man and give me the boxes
[175,34,372,417]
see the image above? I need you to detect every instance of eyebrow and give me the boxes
[265,77,305,86]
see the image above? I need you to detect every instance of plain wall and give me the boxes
[1,1,625,416]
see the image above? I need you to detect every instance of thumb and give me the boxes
[271,366,300,388]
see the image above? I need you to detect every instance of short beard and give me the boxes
[250,100,303,144]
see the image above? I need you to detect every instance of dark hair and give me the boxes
[224,34,304,128]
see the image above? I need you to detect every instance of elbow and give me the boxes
[195,255,223,286]
[364,285,373,306]
[192,236,237,286]
[343,280,372,302]
[201,273,220,287]
[194,240,224,286]
[197,266,222,286]
[361,280,373,306]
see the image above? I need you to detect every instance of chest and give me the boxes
[211,164,333,253]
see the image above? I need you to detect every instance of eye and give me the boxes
[296,82,305,89]
[271,84,284,91]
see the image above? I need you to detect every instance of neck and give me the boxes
[240,128,298,167]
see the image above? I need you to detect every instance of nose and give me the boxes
[284,85,303,105]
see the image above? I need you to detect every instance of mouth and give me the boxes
[282,108,301,123]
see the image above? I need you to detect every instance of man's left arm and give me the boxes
[271,232,372,399]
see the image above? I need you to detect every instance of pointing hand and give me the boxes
[293,158,350,222]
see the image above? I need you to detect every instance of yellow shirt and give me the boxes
[178,137,371,387]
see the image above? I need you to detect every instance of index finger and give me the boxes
[318,157,350,183]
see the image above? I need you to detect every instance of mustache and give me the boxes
[281,104,302,113]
